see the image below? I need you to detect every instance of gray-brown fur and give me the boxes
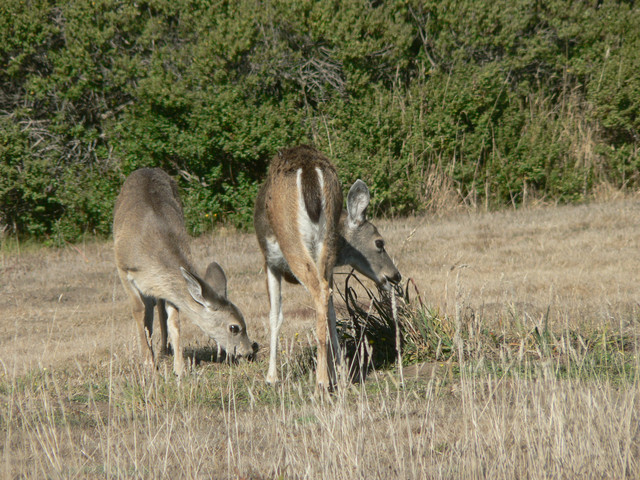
[114,168,257,376]
[254,145,401,389]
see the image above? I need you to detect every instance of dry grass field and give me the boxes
[1,198,639,478]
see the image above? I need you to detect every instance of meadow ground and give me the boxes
[1,198,639,478]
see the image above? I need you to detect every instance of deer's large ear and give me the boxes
[347,179,370,228]
[204,261,228,299]
[181,267,208,307]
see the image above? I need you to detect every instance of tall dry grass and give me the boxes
[1,199,639,478]
[2,340,638,478]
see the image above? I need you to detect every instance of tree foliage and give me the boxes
[1,0,638,242]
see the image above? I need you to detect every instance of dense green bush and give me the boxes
[0,0,638,243]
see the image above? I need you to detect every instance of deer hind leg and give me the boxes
[286,253,332,390]
[119,271,156,367]
[266,266,284,384]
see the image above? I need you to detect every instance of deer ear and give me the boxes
[347,179,370,227]
[181,267,208,307]
[204,261,228,299]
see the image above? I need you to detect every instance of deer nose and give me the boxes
[387,271,402,284]
[240,342,259,362]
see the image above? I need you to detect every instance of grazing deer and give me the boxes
[254,145,401,389]
[114,168,257,376]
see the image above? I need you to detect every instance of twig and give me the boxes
[392,288,404,388]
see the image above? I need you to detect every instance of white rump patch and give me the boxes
[315,167,325,209]
[296,168,326,262]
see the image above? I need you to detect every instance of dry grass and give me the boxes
[1,199,639,478]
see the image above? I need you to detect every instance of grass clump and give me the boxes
[336,272,457,379]
[336,272,639,385]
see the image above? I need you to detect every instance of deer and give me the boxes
[113,167,258,376]
[254,145,401,390]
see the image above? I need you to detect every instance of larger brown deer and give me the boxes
[114,168,257,376]
[254,145,401,389]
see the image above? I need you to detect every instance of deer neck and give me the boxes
[335,212,354,267]
[140,254,203,314]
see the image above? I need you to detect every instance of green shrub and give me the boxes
[1,0,639,241]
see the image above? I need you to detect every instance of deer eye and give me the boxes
[229,324,241,335]
[375,239,385,250]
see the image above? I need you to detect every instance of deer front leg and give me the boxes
[328,294,340,372]
[266,267,284,384]
[166,303,184,377]
[157,299,170,356]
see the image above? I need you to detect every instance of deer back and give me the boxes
[255,145,343,280]
[113,168,192,296]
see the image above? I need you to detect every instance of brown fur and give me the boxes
[270,145,336,224]
[254,145,400,390]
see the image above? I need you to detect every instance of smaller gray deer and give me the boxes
[114,168,257,376]
[254,145,401,389]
